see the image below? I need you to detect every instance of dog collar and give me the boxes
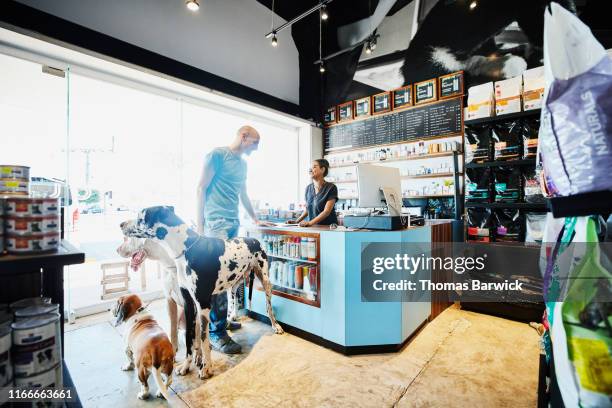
[175,234,202,259]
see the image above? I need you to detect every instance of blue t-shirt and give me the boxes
[203,147,247,221]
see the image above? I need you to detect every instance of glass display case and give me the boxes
[245,227,320,308]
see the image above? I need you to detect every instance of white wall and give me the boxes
[16,0,300,104]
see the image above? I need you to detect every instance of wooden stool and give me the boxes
[100,261,130,300]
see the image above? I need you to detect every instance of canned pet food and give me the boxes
[5,216,60,235]
[14,363,62,389]
[0,326,12,386]
[9,297,52,312]
[0,310,12,330]
[14,305,59,321]
[0,165,29,180]
[12,313,61,377]
[0,179,29,196]
[4,197,59,217]
[5,233,60,254]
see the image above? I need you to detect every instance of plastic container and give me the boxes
[12,313,61,377]
[9,297,52,312]
[294,264,303,289]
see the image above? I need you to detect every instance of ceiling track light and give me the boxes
[469,1,477,10]
[319,62,326,73]
[186,0,200,12]
[265,0,333,39]
[321,5,329,21]
[271,32,278,47]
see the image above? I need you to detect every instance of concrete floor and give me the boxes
[65,303,541,408]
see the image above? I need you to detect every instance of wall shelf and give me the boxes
[328,151,460,169]
[465,109,541,126]
[403,172,461,179]
[466,159,536,169]
[268,254,318,265]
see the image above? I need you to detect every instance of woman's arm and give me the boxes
[300,199,336,227]
[287,209,308,224]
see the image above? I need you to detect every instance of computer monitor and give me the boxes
[356,164,403,216]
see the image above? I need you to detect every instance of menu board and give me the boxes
[355,97,371,117]
[338,102,353,122]
[324,106,336,125]
[393,85,413,109]
[372,92,391,114]
[415,79,437,105]
[324,97,462,151]
[439,71,463,99]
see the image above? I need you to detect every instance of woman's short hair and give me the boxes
[315,159,330,177]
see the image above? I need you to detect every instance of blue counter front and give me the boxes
[245,224,437,353]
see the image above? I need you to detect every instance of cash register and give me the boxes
[342,164,424,230]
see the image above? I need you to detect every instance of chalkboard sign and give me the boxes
[355,97,371,118]
[324,97,463,152]
[415,78,437,105]
[439,71,463,99]
[338,101,353,122]
[324,106,336,125]
[393,85,413,110]
[372,92,391,114]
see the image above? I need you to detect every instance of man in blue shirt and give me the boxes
[196,125,262,354]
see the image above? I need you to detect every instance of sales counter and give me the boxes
[243,222,452,354]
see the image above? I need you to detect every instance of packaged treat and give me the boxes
[467,208,493,242]
[522,66,545,111]
[467,82,494,120]
[525,212,547,243]
[494,209,523,242]
[521,118,540,159]
[494,76,522,115]
[494,167,522,202]
[492,121,522,161]
[465,125,492,163]
[466,168,492,202]
[523,168,546,203]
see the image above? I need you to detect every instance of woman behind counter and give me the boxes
[288,159,339,227]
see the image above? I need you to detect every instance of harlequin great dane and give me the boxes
[120,206,283,379]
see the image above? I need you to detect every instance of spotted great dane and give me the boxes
[120,206,283,379]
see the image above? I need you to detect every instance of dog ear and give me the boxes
[113,299,126,327]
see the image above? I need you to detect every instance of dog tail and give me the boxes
[248,270,254,310]
[153,366,170,401]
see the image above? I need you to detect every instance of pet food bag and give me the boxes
[525,212,547,244]
[492,121,522,161]
[494,209,522,242]
[524,168,546,203]
[465,125,492,163]
[466,168,492,202]
[494,167,522,202]
[539,3,612,196]
[522,118,540,159]
[466,208,493,242]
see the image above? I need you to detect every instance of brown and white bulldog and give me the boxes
[111,294,175,400]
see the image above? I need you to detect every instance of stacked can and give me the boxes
[0,304,11,389]
[0,165,30,196]
[4,197,60,254]
[8,298,63,394]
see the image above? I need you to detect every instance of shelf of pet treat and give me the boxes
[268,254,318,265]
[403,172,463,179]
[464,109,541,126]
[328,151,461,169]
[255,261,320,307]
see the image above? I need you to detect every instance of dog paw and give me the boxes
[156,390,166,399]
[121,363,134,371]
[198,365,213,380]
[193,352,203,368]
[274,324,284,335]
[176,359,191,376]
[137,391,150,400]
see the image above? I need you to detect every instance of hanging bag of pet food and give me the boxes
[538,3,612,197]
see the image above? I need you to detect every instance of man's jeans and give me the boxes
[204,218,240,342]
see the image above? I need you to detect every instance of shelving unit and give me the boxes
[465,159,536,169]
[329,151,457,169]
[464,109,540,126]
[465,202,548,210]
[404,172,460,179]
[245,227,321,308]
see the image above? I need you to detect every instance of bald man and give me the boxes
[196,125,262,354]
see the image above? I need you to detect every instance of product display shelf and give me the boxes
[329,151,458,169]
[464,109,541,126]
[245,227,321,308]
[403,172,461,179]
[465,158,536,169]
[465,201,548,210]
